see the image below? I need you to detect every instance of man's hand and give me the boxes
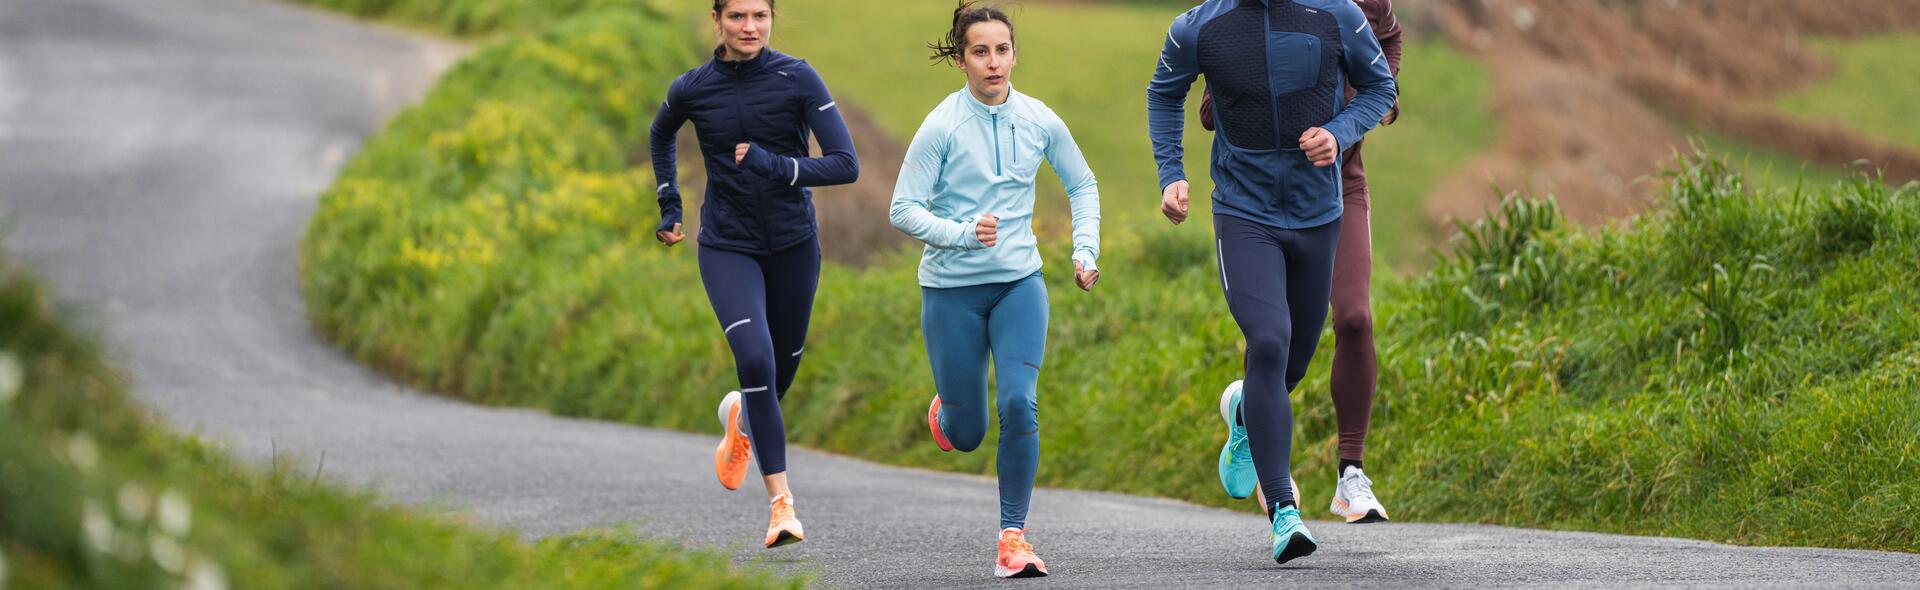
[1300,127,1337,167]
[734,143,750,165]
[974,214,999,247]
[1161,180,1190,225]
[656,223,685,247]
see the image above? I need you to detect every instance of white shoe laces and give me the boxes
[1341,470,1378,505]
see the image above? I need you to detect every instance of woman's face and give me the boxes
[955,20,1016,104]
[714,0,773,60]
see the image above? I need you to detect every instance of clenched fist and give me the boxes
[1300,127,1336,167]
[1074,260,1100,292]
[656,223,685,247]
[1161,180,1190,225]
[975,214,999,247]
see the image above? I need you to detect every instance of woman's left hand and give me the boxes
[1074,260,1100,292]
[734,143,751,165]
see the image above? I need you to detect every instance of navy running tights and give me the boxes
[1213,214,1340,508]
[697,239,820,476]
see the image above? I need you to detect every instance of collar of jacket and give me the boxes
[712,46,772,76]
[959,83,1015,118]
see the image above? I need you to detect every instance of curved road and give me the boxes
[2,0,1916,587]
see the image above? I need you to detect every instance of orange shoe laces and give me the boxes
[770,496,795,527]
[728,426,752,461]
[1001,532,1035,557]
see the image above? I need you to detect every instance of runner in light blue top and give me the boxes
[888,2,1100,578]
[887,80,1101,288]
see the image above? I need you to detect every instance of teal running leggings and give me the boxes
[923,272,1048,530]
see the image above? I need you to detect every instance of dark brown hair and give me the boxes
[927,1,1014,63]
[712,0,775,16]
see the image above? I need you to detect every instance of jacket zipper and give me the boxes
[730,68,771,252]
[993,113,1002,176]
[1011,124,1018,171]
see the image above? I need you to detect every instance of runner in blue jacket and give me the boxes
[648,0,858,549]
[1145,0,1397,565]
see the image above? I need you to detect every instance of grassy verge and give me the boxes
[1367,159,1917,550]
[0,254,800,588]
[297,0,1916,555]
[289,0,633,37]
[1769,34,1920,148]
[1692,133,1859,189]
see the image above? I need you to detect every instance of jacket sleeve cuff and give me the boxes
[1072,249,1098,273]
[740,143,783,180]
[962,217,987,250]
[655,207,682,233]
[1157,169,1187,191]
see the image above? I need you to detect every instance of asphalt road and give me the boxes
[1,0,1916,587]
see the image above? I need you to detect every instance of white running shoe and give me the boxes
[1329,465,1389,523]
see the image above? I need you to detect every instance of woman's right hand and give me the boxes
[656,223,685,247]
[1161,180,1190,225]
[974,214,998,247]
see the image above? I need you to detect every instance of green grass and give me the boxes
[0,254,802,589]
[1770,34,1920,148]
[291,0,639,37]
[1692,133,1859,190]
[294,0,1920,554]
[740,1,1492,269]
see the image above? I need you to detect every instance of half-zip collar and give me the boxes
[712,46,772,77]
[959,83,1014,119]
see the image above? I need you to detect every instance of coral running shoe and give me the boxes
[714,391,752,491]
[995,528,1049,578]
[764,494,804,548]
[928,395,954,452]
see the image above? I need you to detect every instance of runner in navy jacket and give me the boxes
[647,0,858,550]
[1145,0,1396,565]
[650,50,859,254]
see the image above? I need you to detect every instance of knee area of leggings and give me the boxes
[996,394,1038,434]
[734,352,776,381]
[949,429,987,453]
[1244,331,1292,364]
[944,410,988,452]
[1332,307,1374,336]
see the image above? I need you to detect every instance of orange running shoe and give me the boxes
[995,528,1048,578]
[927,395,954,452]
[764,494,805,548]
[714,391,752,491]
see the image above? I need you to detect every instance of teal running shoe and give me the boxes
[1217,380,1257,499]
[1269,505,1319,565]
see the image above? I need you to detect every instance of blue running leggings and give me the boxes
[1213,214,1340,508]
[697,239,821,477]
[923,272,1048,530]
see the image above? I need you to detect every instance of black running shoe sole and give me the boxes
[1350,510,1389,524]
[1273,532,1318,564]
[766,531,803,548]
[997,564,1048,578]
